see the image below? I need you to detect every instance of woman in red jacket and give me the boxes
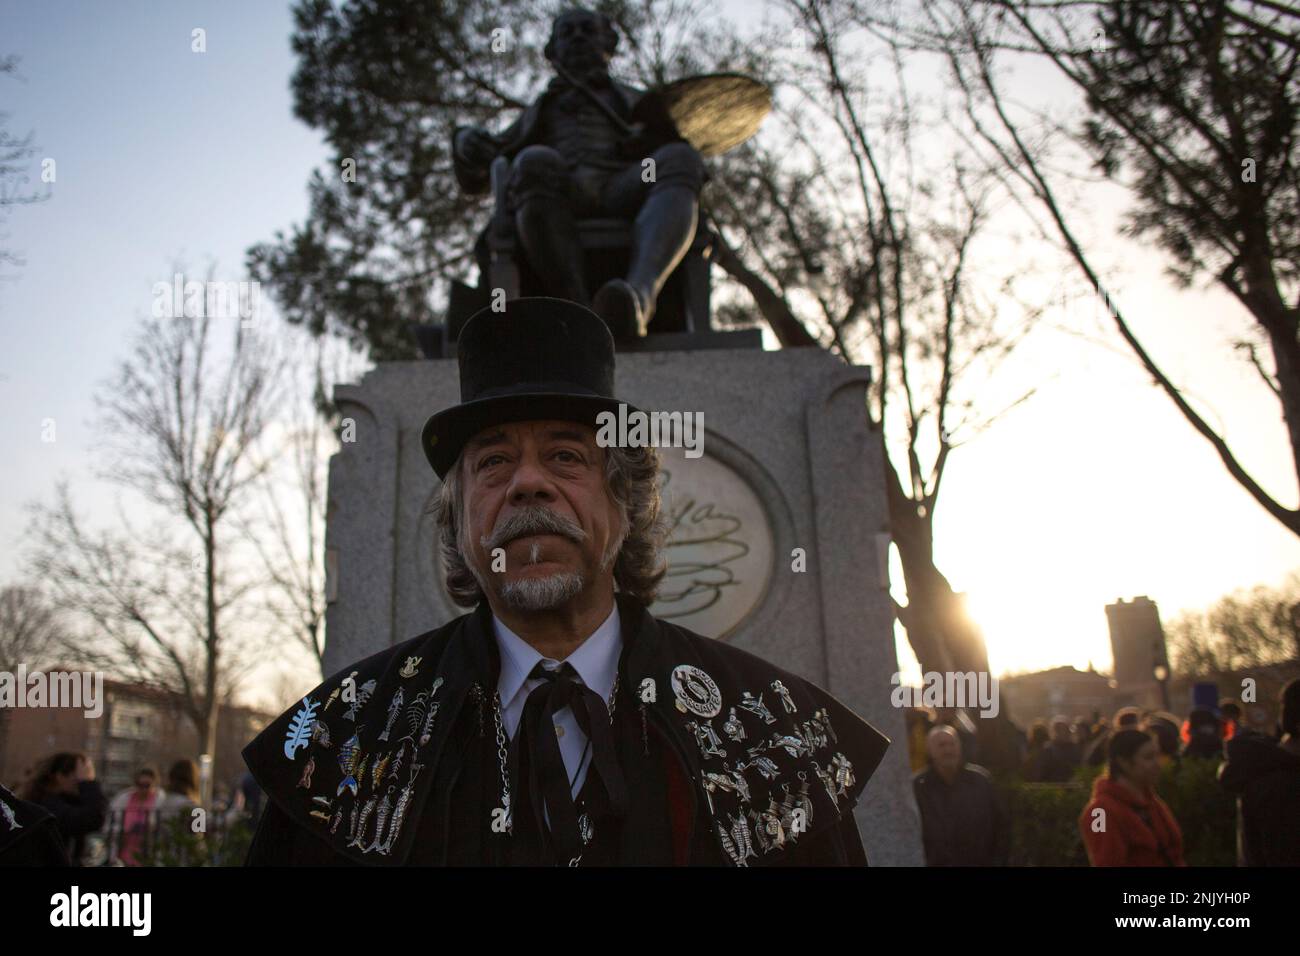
[1079,729,1186,866]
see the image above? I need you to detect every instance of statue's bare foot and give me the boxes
[592,279,649,340]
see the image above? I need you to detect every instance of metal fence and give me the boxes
[90,805,257,867]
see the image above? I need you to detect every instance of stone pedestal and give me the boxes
[324,346,923,865]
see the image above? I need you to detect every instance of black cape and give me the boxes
[243,595,890,866]
[0,784,71,867]
[1218,731,1300,866]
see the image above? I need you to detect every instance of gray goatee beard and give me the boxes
[500,571,586,611]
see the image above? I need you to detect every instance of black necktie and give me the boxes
[506,661,628,864]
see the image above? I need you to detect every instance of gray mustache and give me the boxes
[482,506,587,551]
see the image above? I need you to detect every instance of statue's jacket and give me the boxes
[451,77,647,195]
[242,594,890,866]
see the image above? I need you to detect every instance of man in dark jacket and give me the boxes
[451,8,705,337]
[913,724,1009,866]
[243,298,890,867]
[1219,678,1300,866]
[1040,715,1081,782]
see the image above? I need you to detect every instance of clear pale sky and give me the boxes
[2,1,1297,701]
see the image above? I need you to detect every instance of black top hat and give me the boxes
[421,297,632,479]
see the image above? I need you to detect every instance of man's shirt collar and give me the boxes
[493,601,622,711]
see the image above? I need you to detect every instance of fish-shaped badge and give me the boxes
[284,697,320,760]
[336,729,364,797]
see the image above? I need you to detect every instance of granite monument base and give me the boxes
[323,345,922,865]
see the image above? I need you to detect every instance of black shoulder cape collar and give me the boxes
[0,783,55,855]
[242,603,494,866]
[621,597,890,864]
[244,595,889,866]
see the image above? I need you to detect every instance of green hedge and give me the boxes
[996,758,1237,867]
[137,814,255,867]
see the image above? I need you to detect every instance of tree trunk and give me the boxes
[203,512,220,795]
[885,445,1023,770]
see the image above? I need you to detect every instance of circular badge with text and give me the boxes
[671,664,723,718]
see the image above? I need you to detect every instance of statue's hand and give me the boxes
[454,128,498,168]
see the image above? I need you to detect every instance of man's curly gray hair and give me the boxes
[436,441,668,607]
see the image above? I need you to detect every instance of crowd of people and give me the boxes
[4,680,1297,867]
[908,678,1300,866]
[1020,699,1250,783]
[1,753,264,866]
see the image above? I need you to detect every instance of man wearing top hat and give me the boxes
[242,298,889,866]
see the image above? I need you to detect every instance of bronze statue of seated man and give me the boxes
[451,7,705,338]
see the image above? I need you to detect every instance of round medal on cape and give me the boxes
[671,664,722,718]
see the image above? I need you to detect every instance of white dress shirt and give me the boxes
[493,602,622,799]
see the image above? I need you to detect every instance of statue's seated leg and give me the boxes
[594,142,705,338]
[508,145,588,303]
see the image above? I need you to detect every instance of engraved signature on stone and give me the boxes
[654,469,750,618]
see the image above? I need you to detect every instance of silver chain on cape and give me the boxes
[492,672,620,839]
